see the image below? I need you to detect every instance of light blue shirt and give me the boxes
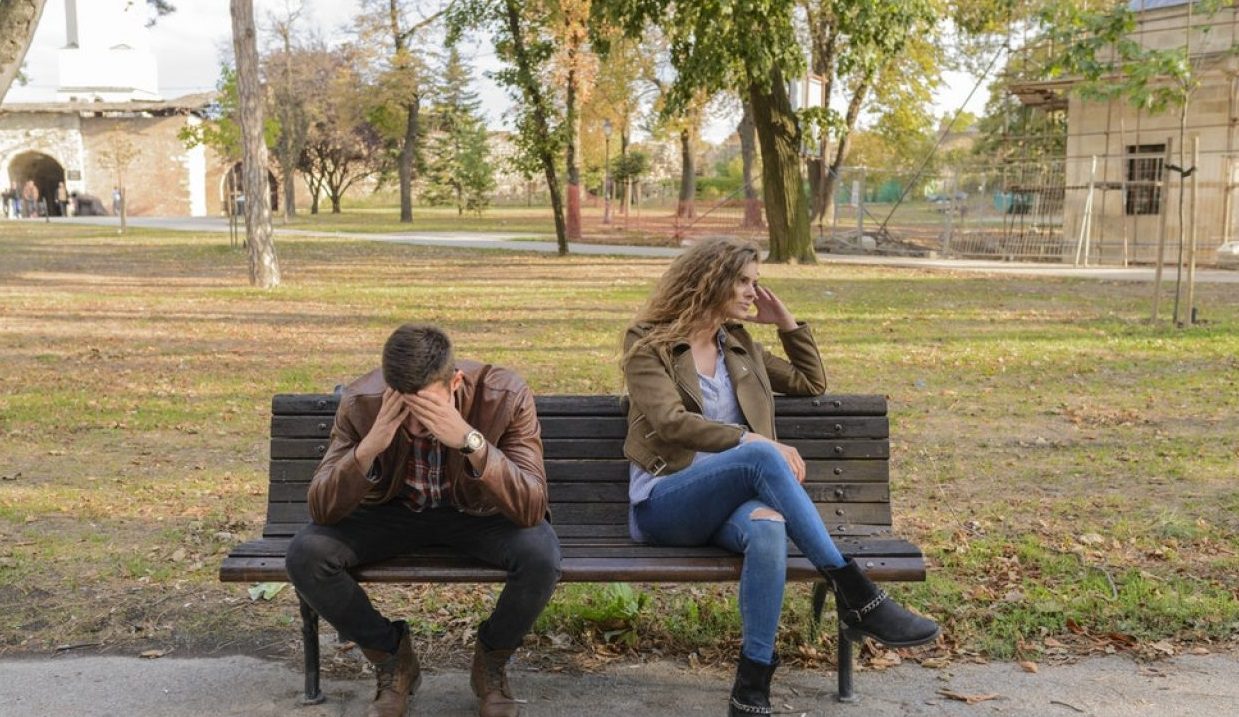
[628,331,747,541]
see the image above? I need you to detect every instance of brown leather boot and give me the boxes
[469,641,521,717]
[360,621,421,717]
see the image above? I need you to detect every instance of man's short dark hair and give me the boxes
[382,324,455,394]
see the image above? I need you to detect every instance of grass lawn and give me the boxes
[0,222,1235,671]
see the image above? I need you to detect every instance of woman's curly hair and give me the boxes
[622,236,761,369]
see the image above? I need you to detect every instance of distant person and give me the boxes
[111,186,122,216]
[620,237,940,717]
[1,186,14,219]
[285,324,561,717]
[56,182,69,217]
[21,180,39,218]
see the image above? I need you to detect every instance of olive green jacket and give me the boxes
[622,321,827,476]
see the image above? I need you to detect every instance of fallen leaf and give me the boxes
[139,649,167,659]
[937,689,1001,705]
[1019,660,1039,673]
[247,581,287,601]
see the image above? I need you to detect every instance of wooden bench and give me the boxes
[220,392,928,706]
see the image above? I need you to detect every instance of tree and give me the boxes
[423,46,496,214]
[596,0,815,262]
[298,47,384,214]
[1,0,176,103]
[97,131,139,234]
[801,0,937,227]
[356,0,448,224]
[265,1,308,221]
[0,1,47,105]
[230,0,281,288]
[737,98,764,228]
[551,0,596,241]
[450,0,570,254]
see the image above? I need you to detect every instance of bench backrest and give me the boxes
[266,394,893,541]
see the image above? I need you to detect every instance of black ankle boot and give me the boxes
[729,653,778,716]
[823,558,940,647]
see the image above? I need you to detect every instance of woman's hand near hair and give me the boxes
[741,432,806,483]
[750,285,798,332]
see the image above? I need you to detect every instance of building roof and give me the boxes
[1128,0,1192,11]
[0,91,216,116]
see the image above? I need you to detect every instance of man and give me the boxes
[286,324,561,717]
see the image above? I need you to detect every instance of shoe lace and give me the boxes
[486,657,513,699]
[374,660,396,699]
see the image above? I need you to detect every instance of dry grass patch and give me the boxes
[0,222,1235,669]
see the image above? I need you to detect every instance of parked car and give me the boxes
[1216,241,1239,268]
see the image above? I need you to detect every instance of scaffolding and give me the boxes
[974,0,1239,265]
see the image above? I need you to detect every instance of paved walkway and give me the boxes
[59,216,1239,284]
[1,651,1235,716]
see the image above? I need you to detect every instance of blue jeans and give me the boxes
[632,441,847,664]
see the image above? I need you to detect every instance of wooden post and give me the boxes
[1120,115,1129,266]
[1184,136,1199,326]
[1152,138,1173,322]
[1075,156,1097,266]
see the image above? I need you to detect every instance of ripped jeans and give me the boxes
[632,441,847,664]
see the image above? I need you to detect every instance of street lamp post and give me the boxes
[602,119,612,225]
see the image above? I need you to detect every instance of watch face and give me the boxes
[465,430,484,452]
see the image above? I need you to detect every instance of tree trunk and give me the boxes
[739,100,763,228]
[821,79,868,230]
[504,0,567,254]
[677,128,696,218]
[230,0,281,288]
[398,98,419,223]
[620,131,630,214]
[0,0,47,104]
[565,61,582,241]
[749,67,813,264]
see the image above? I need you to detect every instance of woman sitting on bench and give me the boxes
[620,237,939,717]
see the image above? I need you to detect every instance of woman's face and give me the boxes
[725,261,760,321]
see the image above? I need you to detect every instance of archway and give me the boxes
[221,162,279,215]
[7,151,67,216]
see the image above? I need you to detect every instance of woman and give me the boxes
[621,237,938,716]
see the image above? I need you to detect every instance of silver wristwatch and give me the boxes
[460,429,485,455]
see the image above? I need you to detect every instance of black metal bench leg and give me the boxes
[836,627,858,703]
[298,594,326,705]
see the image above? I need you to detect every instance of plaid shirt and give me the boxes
[402,432,450,511]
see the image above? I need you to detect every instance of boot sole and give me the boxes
[842,626,940,647]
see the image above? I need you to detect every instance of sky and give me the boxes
[4,0,990,144]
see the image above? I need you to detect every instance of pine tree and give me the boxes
[423,47,495,215]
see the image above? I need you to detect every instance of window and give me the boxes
[1125,144,1164,216]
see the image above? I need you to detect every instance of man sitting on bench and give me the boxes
[286,323,562,717]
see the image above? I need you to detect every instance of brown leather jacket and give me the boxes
[307,360,548,528]
[622,322,827,476]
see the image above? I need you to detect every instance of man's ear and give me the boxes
[449,369,464,392]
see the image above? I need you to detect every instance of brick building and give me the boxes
[0,0,293,218]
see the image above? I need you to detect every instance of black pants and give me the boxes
[286,502,562,655]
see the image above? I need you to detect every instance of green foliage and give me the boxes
[178,65,279,161]
[576,583,650,647]
[422,47,496,214]
[610,150,648,184]
[1035,0,1237,114]
[594,0,804,117]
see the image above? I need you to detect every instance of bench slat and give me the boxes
[272,394,889,418]
[264,501,893,528]
[226,536,923,559]
[271,415,891,440]
[266,481,890,504]
[221,554,924,584]
[269,437,891,461]
[256,520,899,540]
[270,459,891,484]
